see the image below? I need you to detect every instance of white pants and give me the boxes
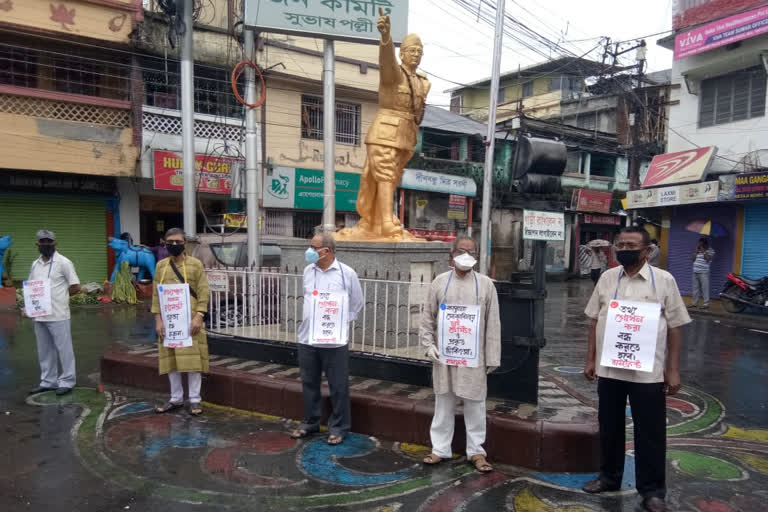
[34,320,76,389]
[430,391,487,459]
[168,371,202,404]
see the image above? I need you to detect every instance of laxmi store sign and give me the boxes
[626,181,719,209]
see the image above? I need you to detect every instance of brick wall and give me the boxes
[673,0,768,30]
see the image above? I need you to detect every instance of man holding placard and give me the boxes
[583,227,691,512]
[291,233,363,445]
[151,228,210,416]
[26,229,81,396]
[420,237,500,473]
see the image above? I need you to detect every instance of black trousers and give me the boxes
[598,377,666,499]
[297,344,351,437]
[590,268,602,285]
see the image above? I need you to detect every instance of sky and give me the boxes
[408,0,674,107]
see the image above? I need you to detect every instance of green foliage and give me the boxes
[112,262,138,304]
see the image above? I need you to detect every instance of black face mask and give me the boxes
[616,250,642,267]
[38,245,55,258]
[167,244,185,257]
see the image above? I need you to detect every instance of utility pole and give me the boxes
[479,0,505,275]
[181,0,196,237]
[322,40,336,233]
[244,29,262,267]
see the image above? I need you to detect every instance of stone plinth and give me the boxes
[276,238,452,280]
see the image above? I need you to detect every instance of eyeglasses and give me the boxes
[453,248,478,257]
[614,243,646,250]
[166,240,185,246]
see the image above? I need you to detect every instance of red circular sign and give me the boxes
[312,290,318,296]
[610,301,619,309]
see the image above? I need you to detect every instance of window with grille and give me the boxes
[142,57,243,118]
[699,66,767,128]
[522,81,534,98]
[301,95,361,146]
[0,46,38,88]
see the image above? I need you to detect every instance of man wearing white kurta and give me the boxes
[291,233,364,445]
[27,229,81,396]
[420,237,501,473]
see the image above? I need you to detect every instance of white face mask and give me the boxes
[453,253,477,271]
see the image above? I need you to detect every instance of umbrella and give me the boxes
[587,239,612,248]
[685,220,728,237]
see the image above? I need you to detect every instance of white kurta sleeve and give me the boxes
[484,280,501,367]
[420,279,440,348]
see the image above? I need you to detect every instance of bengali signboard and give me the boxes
[400,168,477,197]
[244,0,409,44]
[583,214,622,226]
[674,4,768,60]
[522,210,565,241]
[153,151,241,195]
[262,166,360,211]
[571,188,612,214]
[446,194,466,220]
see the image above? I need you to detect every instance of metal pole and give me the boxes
[181,0,196,237]
[479,0,505,274]
[322,40,336,233]
[244,29,261,268]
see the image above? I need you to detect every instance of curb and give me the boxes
[100,348,599,472]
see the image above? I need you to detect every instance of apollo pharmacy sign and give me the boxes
[244,0,409,43]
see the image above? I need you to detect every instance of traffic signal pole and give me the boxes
[479,0,505,275]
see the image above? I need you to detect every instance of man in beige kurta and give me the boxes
[151,228,210,415]
[420,238,501,472]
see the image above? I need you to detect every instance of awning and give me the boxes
[399,169,477,197]
[642,146,717,187]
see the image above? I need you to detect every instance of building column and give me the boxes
[459,136,469,161]
[583,152,592,185]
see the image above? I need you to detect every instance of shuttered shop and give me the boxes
[665,205,738,299]
[742,202,768,279]
[0,194,108,283]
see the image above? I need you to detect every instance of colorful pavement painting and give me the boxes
[26,386,768,511]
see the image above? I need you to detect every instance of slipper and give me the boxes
[155,401,183,414]
[470,454,493,473]
[327,434,344,445]
[189,404,203,416]
[422,453,443,465]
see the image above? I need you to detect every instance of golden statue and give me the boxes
[335,9,431,242]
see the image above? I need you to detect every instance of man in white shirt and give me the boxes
[27,230,81,396]
[290,233,363,445]
[583,227,691,512]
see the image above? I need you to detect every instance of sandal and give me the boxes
[422,453,443,465]
[470,454,493,473]
[189,404,203,416]
[327,434,344,445]
[155,401,183,414]
[290,428,310,439]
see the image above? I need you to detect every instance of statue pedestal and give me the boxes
[276,238,451,280]
[0,287,17,308]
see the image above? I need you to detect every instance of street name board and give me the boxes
[522,210,565,241]
[244,0,409,44]
[400,168,477,197]
[263,166,360,211]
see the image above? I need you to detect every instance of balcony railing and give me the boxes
[0,88,130,127]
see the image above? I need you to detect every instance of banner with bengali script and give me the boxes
[153,151,241,195]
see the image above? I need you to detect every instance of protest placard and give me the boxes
[309,290,348,345]
[438,303,481,368]
[23,279,52,318]
[600,300,661,373]
[157,283,193,348]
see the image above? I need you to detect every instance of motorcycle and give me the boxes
[720,272,768,313]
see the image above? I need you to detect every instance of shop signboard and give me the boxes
[658,186,680,206]
[153,150,241,195]
[400,169,477,197]
[583,214,621,226]
[680,180,719,204]
[571,188,612,214]
[522,210,565,241]
[446,194,466,220]
[262,167,360,211]
[244,0,409,44]
[733,170,768,200]
[626,188,659,209]
[642,147,717,187]
[674,4,768,60]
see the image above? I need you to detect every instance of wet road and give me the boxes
[0,280,766,512]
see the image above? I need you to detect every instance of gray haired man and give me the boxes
[27,230,81,396]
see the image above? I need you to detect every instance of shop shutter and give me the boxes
[742,203,768,279]
[666,219,692,296]
[0,194,107,283]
